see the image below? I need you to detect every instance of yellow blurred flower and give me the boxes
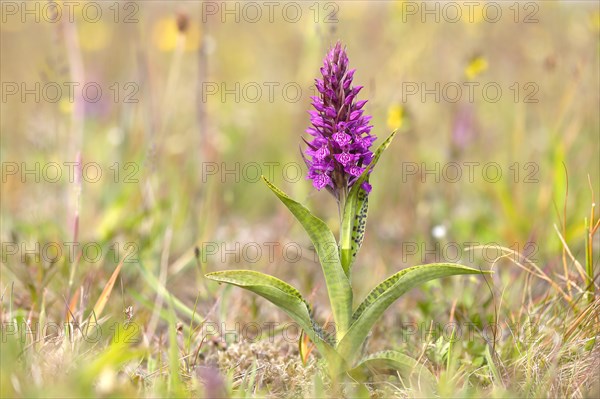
[393,0,405,9]
[152,16,202,52]
[461,2,484,24]
[59,98,74,114]
[590,10,600,32]
[393,0,413,17]
[465,56,488,80]
[387,104,404,131]
[78,20,111,52]
[97,206,123,239]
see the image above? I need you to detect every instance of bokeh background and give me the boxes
[1,1,599,397]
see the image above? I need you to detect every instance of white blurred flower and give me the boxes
[432,225,447,239]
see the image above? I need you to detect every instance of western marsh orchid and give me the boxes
[206,42,488,388]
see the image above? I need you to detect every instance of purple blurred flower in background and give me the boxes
[452,103,476,151]
[303,42,376,200]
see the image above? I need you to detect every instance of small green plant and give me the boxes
[206,42,488,387]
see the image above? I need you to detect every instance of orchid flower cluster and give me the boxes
[303,42,376,198]
[207,42,487,389]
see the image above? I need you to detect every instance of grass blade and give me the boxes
[65,288,80,324]
[166,297,186,396]
[92,258,124,319]
[137,262,204,324]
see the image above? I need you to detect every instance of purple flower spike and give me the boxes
[303,42,376,198]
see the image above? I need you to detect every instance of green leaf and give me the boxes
[205,270,343,369]
[340,130,398,274]
[338,263,488,362]
[262,176,352,340]
[205,270,310,325]
[348,350,436,391]
[166,298,186,396]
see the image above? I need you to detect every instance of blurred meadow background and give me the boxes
[1,1,599,398]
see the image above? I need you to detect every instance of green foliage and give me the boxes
[205,270,346,372]
[262,176,353,340]
[338,263,488,364]
[206,131,488,387]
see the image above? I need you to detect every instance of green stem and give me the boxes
[337,186,347,231]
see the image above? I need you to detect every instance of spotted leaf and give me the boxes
[340,130,398,275]
[338,263,489,363]
[348,350,435,392]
